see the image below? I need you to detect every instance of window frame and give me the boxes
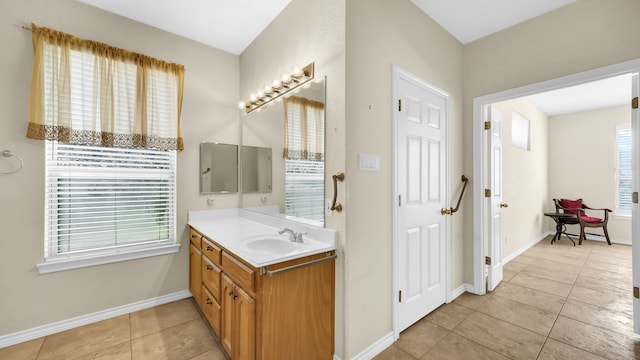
[37,142,179,274]
[615,123,632,218]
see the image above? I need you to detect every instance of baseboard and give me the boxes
[449,283,472,300]
[503,231,551,264]
[0,290,192,349]
[349,331,395,360]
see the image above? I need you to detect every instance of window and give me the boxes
[283,96,325,225]
[511,111,530,151]
[27,25,183,273]
[616,123,632,216]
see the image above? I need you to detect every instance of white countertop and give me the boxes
[188,208,336,268]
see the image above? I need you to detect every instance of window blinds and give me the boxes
[616,124,632,213]
[45,142,176,259]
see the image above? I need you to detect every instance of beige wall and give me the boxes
[238,0,347,356]
[463,0,640,282]
[0,0,239,335]
[492,98,549,256]
[549,105,632,242]
[345,0,464,357]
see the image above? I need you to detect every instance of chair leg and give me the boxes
[579,226,585,245]
[603,226,612,245]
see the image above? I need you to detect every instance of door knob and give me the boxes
[441,208,452,215]
[500,203,509,208]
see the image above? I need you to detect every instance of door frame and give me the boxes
[472,58,640,295]
[392,65,451,339]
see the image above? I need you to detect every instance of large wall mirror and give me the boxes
[242,77,326,227]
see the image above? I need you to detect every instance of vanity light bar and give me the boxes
[238,63,315,114]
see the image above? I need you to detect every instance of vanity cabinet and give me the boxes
[188,234,202,308]
[188,226,335,360]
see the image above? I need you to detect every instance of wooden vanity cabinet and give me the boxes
[188,230,203,308]
[188,226,335,360]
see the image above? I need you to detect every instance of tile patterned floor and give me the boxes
[0,298,225,360]
[374,236,640,360]
[1,236,637,359]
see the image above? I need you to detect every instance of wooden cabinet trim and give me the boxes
[222,251,255,294]
[202,255,221,303]
[201,237,222,265]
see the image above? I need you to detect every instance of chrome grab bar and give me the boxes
[261,252,337,276]
[441,175,469,215]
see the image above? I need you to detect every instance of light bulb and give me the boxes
[250,94,257,102]
[238,101,245,109]
[264,85,272,93]
[292,66,302,76]
[257,90,265,98]
[281,73,291,83]
[272,79,281,88]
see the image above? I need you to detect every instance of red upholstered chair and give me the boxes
[553,198,612,245]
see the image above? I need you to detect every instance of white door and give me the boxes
[632,73,640,334]
[395,70,448,332]
[487,105,504,291]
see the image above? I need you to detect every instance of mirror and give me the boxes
[242,78,326,227]
[199,142,238,194]
[241,146,272,193]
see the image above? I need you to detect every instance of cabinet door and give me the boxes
[189,244,202,307]
[233,285,256,360]
[221,274,234,356]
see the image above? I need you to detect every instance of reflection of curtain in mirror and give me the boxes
[282,96,325,224]
[282,96,324,161]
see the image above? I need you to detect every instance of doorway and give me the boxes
[392,66,451,337]
[472,58,640,332]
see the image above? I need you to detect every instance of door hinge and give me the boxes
[399,195,402,207]
[485,256,492,265]
[484,121,491,130]
[398,99,402,112]
[484,189,491,197]
[634,287,639,299]
[399,290,402,303]
[633,97,638,109]
[633,192,638,204]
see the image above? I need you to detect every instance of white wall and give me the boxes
[0,0,240,336]
[345,0,464,357]
[492,98,549,256]
[549,105,632,242]
[463,0,640,282]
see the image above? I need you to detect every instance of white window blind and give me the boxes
[44,142,176,261]
[616,123,632,215]
[285,159,325,223]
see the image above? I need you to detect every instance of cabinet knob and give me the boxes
[206,246,214,251]
[205,265,213,271]
[205,298,213,305]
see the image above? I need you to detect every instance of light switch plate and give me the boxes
[359,153,380,171]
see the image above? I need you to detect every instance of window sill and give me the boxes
[36,243,182,274]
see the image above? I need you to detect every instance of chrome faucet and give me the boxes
[278,228,305,243]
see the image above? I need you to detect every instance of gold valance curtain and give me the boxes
[282,96,325,161]
[27,23,185,150]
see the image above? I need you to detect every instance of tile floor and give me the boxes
[0,298,225,360]
[374,236,640,360]
[1,236,637,360]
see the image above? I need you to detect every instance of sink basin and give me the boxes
[241,235,298,255]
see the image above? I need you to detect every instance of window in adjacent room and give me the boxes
[26,24,184,273]
[615,123,632,217]
[511,111,530,151]
[283,96,325,225]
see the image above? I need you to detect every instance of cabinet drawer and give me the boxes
[222,252,255,293]
[202,255,221,302]
[189,228,201,248]
[201,237,221,265]
[201,285,221,337]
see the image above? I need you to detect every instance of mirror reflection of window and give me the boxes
[283,96,325,224]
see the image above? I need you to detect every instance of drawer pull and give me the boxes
[205,246,214,251]
[205,298,213,305]
[205,265,214,271]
